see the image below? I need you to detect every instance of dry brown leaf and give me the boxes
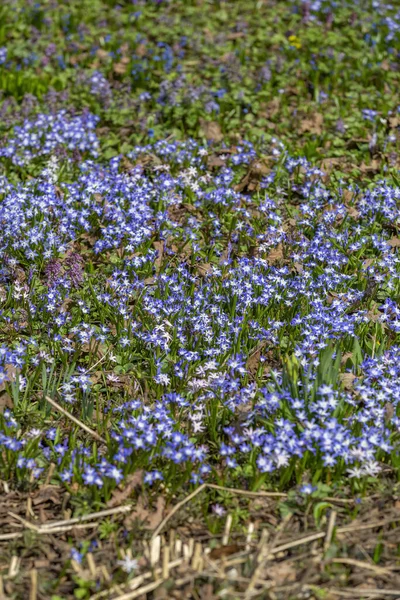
[113,62,127,75]
[200,120,223,142]
[0,392,13,413]
[234,160,272,193]
[266,244,284,264]
[96,49,109,61]
[124,495,165,529]
[267,560,297,584]
[196,263,213,276]
[341,352,354,365]
[367,308,381,322]
[363,258,375,268]
[0,365,17,409]
[136,43,147,57]
[293,262,303,274]
[345,138,369,150]
[207,155,225,168]
[246,343,266,377]
[145,496,166,529]
[209,544,243,559]
[107,470,143,508]
[339,372,357,389]
[153,240,164,273]
[227,32,245,40]
[261,98,280,119]
[388,237,400,248]
[32,485,61,506]
[360,159,381,174]
[347,206,360,219]
[299,113,323,134]
[389,115,400,129]
[384,402,395,424]
[342,189,354,203]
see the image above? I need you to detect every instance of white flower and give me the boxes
[117,556,139,573]
[347,466,364,479]
[107,373,120,383]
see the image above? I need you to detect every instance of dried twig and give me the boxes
[324,510,337,552]
[112,580,164,600]
[331,557,394,576]
[206,483,287,498]
[151,483,207,540]
[246,514,292,595]
[8,512,40,532]
[0,532,21,541]
[90,558,184,600]
[268,531,326,555]
[45,395,106,444]
[29,569,37,600]
[41,503,134,530]
[338,518,400,534]
[318,588,400,598]
[151,483,287,540]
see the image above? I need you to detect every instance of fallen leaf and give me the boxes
[299,113,323,134]
[113,62,127,75]
[367,308,381,322]
[234,160,272,193]
[293,262,303,274]
[96,49,109,61]
[267,560,297,584]
[135,43,147,57]
[384,402,395,424]
[347,206,360,219]
[345,138,369,150]
[153,241,164,273]
[246,343,266,377]
[32,485,61,506]
[207,155,225,168]
[227,32,245,40]
[342,189,354,203]
[34,559,51,569]
[200,120,223,142]
[388,237,400,248]
[360,159,381,174]
[0,392,13,413]
[196,263,213,276]
[341,352,354,365]
[363,258,375,268]
[339,372,357,389]
[0,365,17,410]
[389,115,400,129]
[266,244,284,264]
[124,495,165,529]
[107,470,143,508]
[209,544,243,559]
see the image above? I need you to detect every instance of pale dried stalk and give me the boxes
[223,514,233,546]
[332,557,394,576]
[113,580,163,600]
[246,514,292,595]
[162,547,170,579]
[318,588,400,598]
[151,483,287,540]
[324,510,337,552]
[90,558,183,600]
[8,511,40,532]
[42,503,133,529]
[45,395,106,444]
[29,569,38,600]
